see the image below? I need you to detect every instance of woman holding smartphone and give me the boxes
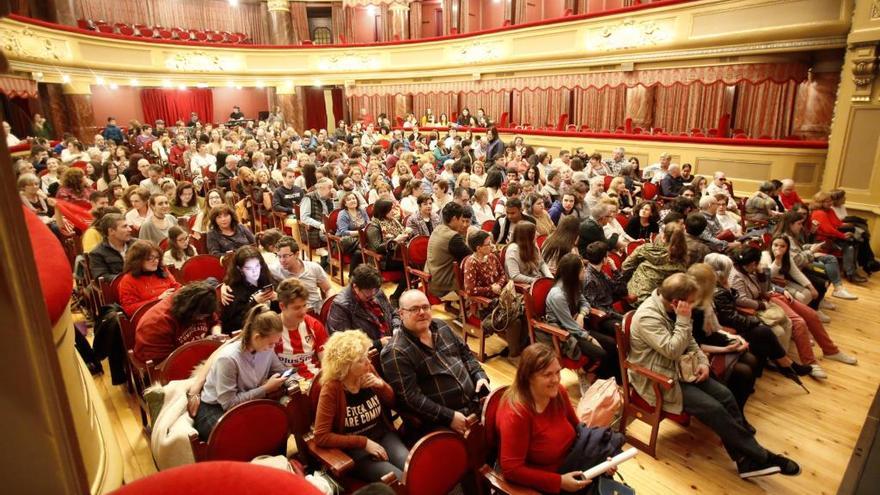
[220,245,276,334]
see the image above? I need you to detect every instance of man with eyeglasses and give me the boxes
[577,203,626,257]
[267,237,331,313]
[326,265,399,352]
[380,289,490,436]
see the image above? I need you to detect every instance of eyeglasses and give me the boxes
[400,304,432,314]
[145,255,160,261]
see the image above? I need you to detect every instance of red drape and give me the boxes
[652,82,731,134]
[412,93,458,121]
[140,88,213,126]
[733,80,799,139]
[303,87,328,131]
[572,86,626,132]
[332,88,345,125]
[459,91,511,125]
[513,88,571,128]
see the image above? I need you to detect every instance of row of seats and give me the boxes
[76,19,249,44]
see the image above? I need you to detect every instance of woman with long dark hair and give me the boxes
[505,222,552,284]
[486,126,504,164]
[117,239,181,316]
[541,215,580,275]
[365,199,410,302]
[545,253,619,383]
[219,245,275,334]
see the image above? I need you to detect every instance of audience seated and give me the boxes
[133,281,219,363]
[364,199,410,302]
[380,290,489,435]
[314,330,408,482]
[327,265,399,351]
[541,215,580,274]
[622,223,687,303]
[220,246,275,334]
[630,273,800,479]
[139,193,177,244]
[268,237,331,313]
[729,247,856,380]
[545,253,619,383]
[206,205,255,255]
[505,222,552,284]
[425,202,472,298]
[117,239,180,316]
[624,200,659,240]
[497,343,621,493]
[275,278,328,382]
[193,305,287,440]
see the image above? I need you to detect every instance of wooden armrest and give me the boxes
[465,294,493,306]
[305,439,355,477]
[513,282,530,293]
[532,321,570,340]
[626,363,674,390]
[480,465,541,495]
[588,308,608,319]
[770,276,787,286]
[737,306,757,316]
[363,248,383,261]
[408,268,432,281]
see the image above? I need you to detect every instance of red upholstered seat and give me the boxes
[523,278,589,370]
[642,182,658,200]
[403,235,441,305]
[21,207,73,325]
[402,431,470,495]
[319,294,337,322]
[180,254,226,283]
[152,339,224,385]
[204,400,289,461]
[108,461,323,495]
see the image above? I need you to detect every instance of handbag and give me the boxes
[576,378,623,428]
[483,280,523,334]
[597,474,636,495]
[678,351,701,383]
[756,303,788,327]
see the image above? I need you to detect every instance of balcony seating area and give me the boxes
[75,19,250,44]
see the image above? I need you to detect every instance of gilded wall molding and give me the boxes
[0,26,69,62]
[164,51,245,72]
[589,17,674,51]
[849,44,878,102]
[872,0,880,19]
[267,0,292,12]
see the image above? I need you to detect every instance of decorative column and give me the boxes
[42,83,70,139]
[821,0,880,251]
[266,0,295,45]
[276,84,305,133]
[61,82,97,144]
[409,0,422,40]
[389,1,410,41]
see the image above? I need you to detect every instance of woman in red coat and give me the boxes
[118,239,180,316]
[808,191,871,282]
[497,343,618,494]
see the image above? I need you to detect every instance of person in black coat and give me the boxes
[577,203,622,257]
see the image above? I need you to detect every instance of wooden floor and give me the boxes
[92,275,880,494]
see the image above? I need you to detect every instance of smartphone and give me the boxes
[261,284,274,293]
[280,368,295,379]
[772,286,785,294]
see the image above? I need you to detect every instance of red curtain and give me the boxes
[459,91,511,125]
[303,88,328,131]
[733,80,799,139]
[572,86,626,131]
[652,82,732,134]
[140,88,213,125]
[412,93,458,121]
[513,88,571,128]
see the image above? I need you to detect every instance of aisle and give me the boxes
[94,277,880,493]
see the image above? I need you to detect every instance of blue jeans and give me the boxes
[831,242,856,277]
[346,429,409,482]
[194,401,225,441]
[812,254,842,285]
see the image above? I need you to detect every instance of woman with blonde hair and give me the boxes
[314,330,408,482]
[193,305,288,440]
[621,222,688,303]
[687,263,759,418]
[472,187,495,225]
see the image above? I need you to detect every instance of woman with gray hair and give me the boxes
[704,253,812,381]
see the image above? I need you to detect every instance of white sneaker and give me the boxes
[816,310,831,323]
[819,299,838,310]
[825,352,858,365]
[832,288,858,300]
[810,364,828,379]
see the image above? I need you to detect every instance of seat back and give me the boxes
[405,235,430,266]
[617,311,636,401]
[323,208,341,235]
[123,299,160,350]
[159,339,223,385]
[481,220,495,232]
[319,294,337,323]
[206,400,289,461]
[481,385,508,464]
[626,239,646,256]
[642,182,658,200]
[402,431,470,495]
[180,254,226,283]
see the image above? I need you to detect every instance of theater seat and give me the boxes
[108,462,323,495]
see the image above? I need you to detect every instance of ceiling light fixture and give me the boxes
[61,74,71,84]
[129,78,139,86]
